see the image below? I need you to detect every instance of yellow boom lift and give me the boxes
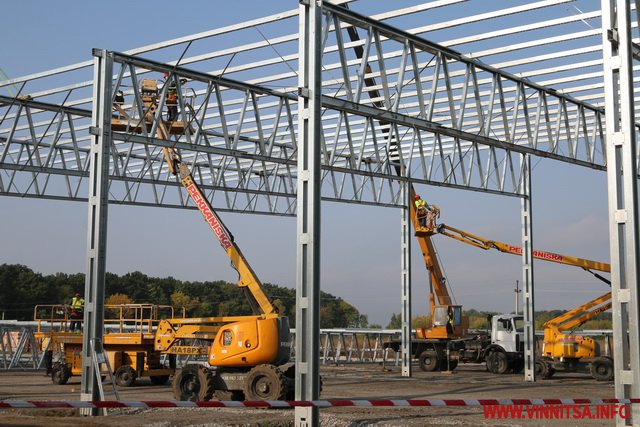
[112,76,293,401]
[425,221,614,380]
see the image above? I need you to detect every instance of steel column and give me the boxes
[521,154,536,382]
[601,1,640,425]
[80,49,112,415]
[401,182,412,377]
[295,1,322,426]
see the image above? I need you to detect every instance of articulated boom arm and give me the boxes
[163,147,276,316]
[431,220,612,334]
[435,224,611,274]
[544,292,612,333]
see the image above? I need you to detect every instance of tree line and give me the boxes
[0,264,369,328]
[386,308,612,330]
[1,264,611,330]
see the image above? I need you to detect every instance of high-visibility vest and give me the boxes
[415,199,427,210]
[166,85,178,105]
[71,297,84,310]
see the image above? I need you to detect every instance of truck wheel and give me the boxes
[590,358,614,381]
[149,375,170,386]
[172,365,215,401]
[487,352,509,374]
[511,360,524,374]
[439,358,458,371]
[51,363,71,385]
[243,364,287,401]
[418,351,439,372]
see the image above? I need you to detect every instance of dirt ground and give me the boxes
[0,363,618,426]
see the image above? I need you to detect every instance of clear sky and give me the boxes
[0,1,612,326]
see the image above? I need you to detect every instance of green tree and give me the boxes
[105,293,134,319]
[387,313,401,329]
[170,291,199,316]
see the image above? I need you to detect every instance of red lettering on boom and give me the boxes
[508,246,563,262]
[185,183,233,250]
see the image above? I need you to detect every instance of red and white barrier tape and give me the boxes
[1,399,639,409]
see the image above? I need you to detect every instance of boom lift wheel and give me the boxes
[281,364,322,400]
[535,360,555,379]
[590,357,614,381]
[283,364,295,400]
[418,351,439,372]
[243,364,288,401]
[51,363,71,385]
[172,365,215,401]
[114,365,137,387]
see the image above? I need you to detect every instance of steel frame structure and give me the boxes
[3,2,633,212]
[602,0,640,425]
[1,1,639,425]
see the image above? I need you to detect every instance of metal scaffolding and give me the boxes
[1,1,639,425]
[601,0,640,425]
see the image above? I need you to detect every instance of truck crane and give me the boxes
[382,190,472,372]
[342,20,610,379]
[112,77,293,401]
[339,21,469,371]
[425,221,614,380]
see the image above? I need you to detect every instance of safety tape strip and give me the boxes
[1,399,639,409]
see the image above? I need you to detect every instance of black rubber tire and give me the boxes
[51,363,71,385]
[485,353,496,373]
[283,364,295,400]
[214,390,245,401]
[172,365,215,401]
[547,367,556,378]
[149,375,170,386]
[439,358,458,371]
[418,351,439,372]
[487,352,509,374]
[590,358,614,381]
[243,364,288,401]
[535,360,554,379]
[281,364,322,400]
[511,360,524,374]
[114,365,137,387]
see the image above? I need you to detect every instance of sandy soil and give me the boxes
[0,364,618,426]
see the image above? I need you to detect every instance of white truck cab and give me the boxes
[485,314,524,374]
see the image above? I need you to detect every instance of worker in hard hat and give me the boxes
[414,194,428,227]
[163,73,178,122]
[69,292,84,333]
[113,90,125,119]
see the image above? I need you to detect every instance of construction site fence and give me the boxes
[0,321,615,371]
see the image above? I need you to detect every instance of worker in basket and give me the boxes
[69,292,84,333]
[414,194,440,230]
[414,194,428,227]
[164,73,178,122]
